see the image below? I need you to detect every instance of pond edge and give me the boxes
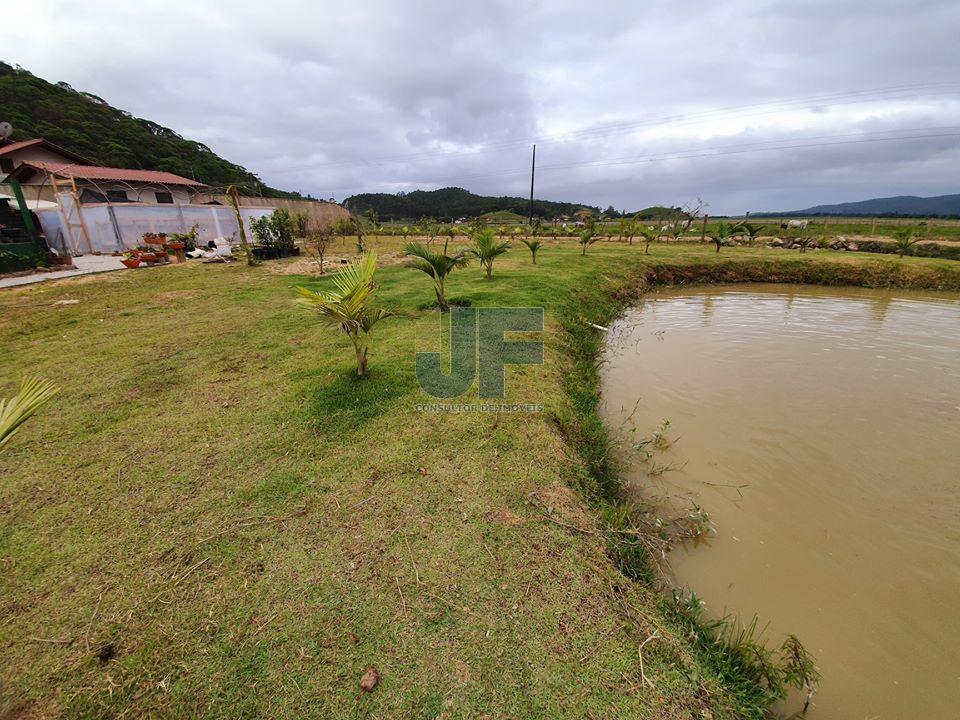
[552,256,960,717]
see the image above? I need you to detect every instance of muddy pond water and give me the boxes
[599,284,960,719]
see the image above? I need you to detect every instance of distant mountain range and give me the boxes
[763,193,960,218]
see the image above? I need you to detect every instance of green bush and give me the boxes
[250,209,295,250]
[0,243,46,273]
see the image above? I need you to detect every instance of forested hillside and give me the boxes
[344,186,600,220]
[0,61,296,197]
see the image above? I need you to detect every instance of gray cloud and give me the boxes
[4,0,959,212]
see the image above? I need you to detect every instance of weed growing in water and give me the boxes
[671,593,821,715]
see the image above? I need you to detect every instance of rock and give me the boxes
[770,238,785,247]
[360,667,380,692]
[847,242,859,252]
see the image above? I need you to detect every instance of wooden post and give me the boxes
[871,217,877,235]
[528,144,536,226]
[701,214,708,242]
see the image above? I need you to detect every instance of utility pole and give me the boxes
[528,144,536,225]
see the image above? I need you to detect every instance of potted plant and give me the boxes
[167,224,198,252]
[142,232,168,247]
[121,251,141,269]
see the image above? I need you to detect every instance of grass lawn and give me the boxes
[2,239,958,719]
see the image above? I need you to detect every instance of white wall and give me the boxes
[35,202,274,254]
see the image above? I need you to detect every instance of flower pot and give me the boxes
[166,241,185,251]
[121,258,141,269]
[140,253,157,263]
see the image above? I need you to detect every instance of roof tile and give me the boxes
[25,161,205,187]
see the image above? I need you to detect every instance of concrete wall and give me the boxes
[200,195,349,230]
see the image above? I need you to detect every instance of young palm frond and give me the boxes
[637,227,659,255]
[402,242,470,311]
[708,222,734,253]
[521,238,543,264]
[578,230,599,255]
[892,227,919,258]
[735,221,766,244]
[623,220,638,245]
[295,252,390,377]
[795,232,815,253]
[467,228,510,278]
[0,377,58,454]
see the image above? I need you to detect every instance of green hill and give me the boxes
[479,210,527,223]
[344,186,599,221]
[0,61,297,197]
[766,193,960,218]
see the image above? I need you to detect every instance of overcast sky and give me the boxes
[4,0,959,213]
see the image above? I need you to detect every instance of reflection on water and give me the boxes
[600,284,960,720]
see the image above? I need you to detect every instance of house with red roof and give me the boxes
[0,137,298,258]
[0,138,204,205]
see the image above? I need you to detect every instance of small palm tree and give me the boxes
[226,184,259,266]
[295,252,390,377]
[708,222,734,253]
[1,377,58,454]
[623,220,638,246]
[579,229,599,255]
[439,225,456,252]
[403,242,470,311]
[468,228,510,278]
[638,227,658,255]
[521,238,543,264]
[893,227,919,258]
[735,221,765,245]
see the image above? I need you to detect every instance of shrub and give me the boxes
[251,208,295,251]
